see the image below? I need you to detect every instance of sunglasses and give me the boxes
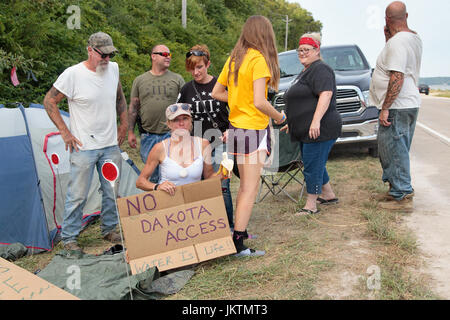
[93,47,115,59]
[186,50,208,59]
[152,51,172,58]
[169,103,191,113]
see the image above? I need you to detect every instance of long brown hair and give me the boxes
[228,15,280,91]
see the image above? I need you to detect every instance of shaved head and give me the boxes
[386,1,407,20]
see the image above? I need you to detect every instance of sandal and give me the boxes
[295,208,321,216]
[316,197,339,205]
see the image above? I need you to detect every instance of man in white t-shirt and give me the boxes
[369,1,422,212]
[43,32,128,252]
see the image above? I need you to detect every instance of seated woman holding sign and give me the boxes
[136,103,231,194]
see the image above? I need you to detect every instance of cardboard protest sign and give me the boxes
[0,258,79,300]
[117,177,236,274]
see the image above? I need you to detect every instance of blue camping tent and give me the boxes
[0,104,141,253]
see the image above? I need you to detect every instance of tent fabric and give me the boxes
[0,104,142,253]
[37,250,194,300]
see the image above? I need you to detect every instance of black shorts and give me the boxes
[227,123,271,156]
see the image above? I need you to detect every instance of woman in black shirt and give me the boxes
[177,44,234,229]
[283,33,342,215]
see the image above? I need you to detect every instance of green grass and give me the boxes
[12,147,438,300]
[431,89,450,98]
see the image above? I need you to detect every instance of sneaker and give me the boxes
[103,230,122,243]
[63,242,83,252]
[233,248,265,257]
[378,197,413,213]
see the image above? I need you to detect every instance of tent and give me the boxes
[0,103,142,253]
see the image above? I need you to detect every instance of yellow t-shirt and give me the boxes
[217,48,271,130]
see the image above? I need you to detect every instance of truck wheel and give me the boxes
[369,146,378,158]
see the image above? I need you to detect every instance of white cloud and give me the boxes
[288,0,450,77]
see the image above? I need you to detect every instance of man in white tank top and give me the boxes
[43,32,128,252]
[369,1,422,211]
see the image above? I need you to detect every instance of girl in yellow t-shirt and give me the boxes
[212,15,286,257]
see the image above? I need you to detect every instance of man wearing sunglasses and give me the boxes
[128,44,185,183]
[43,32,128,252]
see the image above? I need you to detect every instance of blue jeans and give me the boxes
[212,143,234,229]
[140,132,171,183]
[378,108,418,200]
[62,145,122,244]
[301,139,336,195]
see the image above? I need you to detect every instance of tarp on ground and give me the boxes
[37,250,194,300]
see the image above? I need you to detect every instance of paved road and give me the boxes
[406,94,450,298]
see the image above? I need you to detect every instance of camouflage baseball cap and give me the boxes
[88,32,117,54]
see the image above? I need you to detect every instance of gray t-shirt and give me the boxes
[369,32,422,110]
[131,70,185,134]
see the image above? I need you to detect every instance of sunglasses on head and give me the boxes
[169,104,191,113]
[93,47,115,59]
[152,51,172,58]
[186,50,208,59]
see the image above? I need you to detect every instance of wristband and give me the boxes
[153,183,159,191]
[280,114,286,122]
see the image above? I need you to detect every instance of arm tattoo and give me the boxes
[128,97,140,131]
[43,86,69,132]
[382,71,404,110]
[116,82,127,116]
[44,87,63,117]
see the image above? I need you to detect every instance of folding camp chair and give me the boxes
[256,125,305,203]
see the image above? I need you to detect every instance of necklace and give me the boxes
[168,137,194,178]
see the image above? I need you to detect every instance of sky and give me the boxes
[287,0,450,77]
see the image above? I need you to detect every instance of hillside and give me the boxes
[0,0,321,109]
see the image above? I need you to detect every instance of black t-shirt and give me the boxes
[285,60,342,143]
[178,77,229,147]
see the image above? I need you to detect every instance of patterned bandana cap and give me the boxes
[88,32,117,54]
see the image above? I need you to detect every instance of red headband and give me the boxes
[299,37,320,48]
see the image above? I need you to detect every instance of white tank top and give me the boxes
[159,137,204,186]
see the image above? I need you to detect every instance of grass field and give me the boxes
[13,143,439,300]
[430,89,450,98]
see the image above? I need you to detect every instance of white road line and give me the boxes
[417,121,450,146]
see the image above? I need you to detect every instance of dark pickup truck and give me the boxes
[271,44,379,157]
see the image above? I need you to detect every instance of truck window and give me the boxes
[322,47,367,71]
[279,52,304,78]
